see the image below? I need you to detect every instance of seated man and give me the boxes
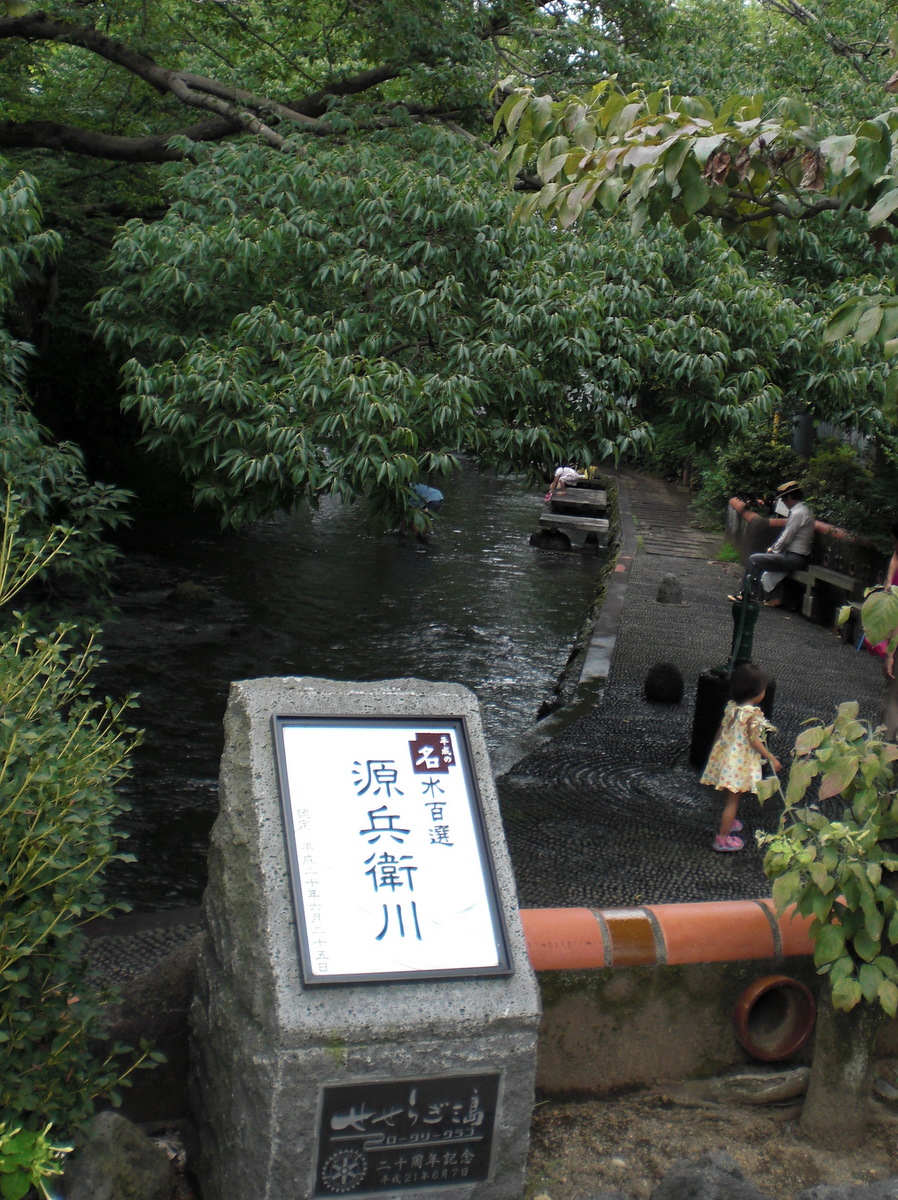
[728,481,815,607]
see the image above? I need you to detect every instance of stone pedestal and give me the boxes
[190,677,540,1200]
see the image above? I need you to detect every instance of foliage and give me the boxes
[858,585,898,652]
[90,127,814,530]
[0,0,659,162]
[0,495,154,1133]
[690,420,800,527]
[758,702,898,1016]
[0,163,133,599]
[799,439,898,543]
[0,1122,71,1200]
[635,415,707,482]
[492,66,898,411]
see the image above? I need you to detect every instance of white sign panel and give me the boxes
[272,716,512,984]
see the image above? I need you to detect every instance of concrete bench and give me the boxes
[549,489,608,513]
[786,564,866,624]
[538,512,609,538]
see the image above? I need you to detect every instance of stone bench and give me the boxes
[785,564,866,624]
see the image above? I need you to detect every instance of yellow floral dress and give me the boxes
[700,701,776,794]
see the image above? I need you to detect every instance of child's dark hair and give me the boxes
[729,663,768,703]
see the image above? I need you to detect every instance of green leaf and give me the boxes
[795,725,825,755]
[859,961,884,1002]
[879,978,898,1017]
[772,870,802,913]
[854,304,884,346]
[813,922,845,965]
[831,976,863,1011]
[868,187,898,226]
[819,757,859,800]
[854,927,882,962]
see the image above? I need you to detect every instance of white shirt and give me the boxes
[770,501,814,557]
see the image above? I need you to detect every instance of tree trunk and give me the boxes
[800,980,883,1148]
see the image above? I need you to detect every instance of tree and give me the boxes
[758,701,898,1146]
[0,165,156,1140]
[83,118,865,531]
[0,165,132,593]
[0,1,660,164]
[492,67,898,410]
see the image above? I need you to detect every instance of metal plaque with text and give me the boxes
[314,1072,500,1196]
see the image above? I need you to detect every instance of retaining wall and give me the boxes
[520,904,898,1094]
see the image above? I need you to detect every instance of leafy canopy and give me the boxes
[89,121,858,529]
[492,8,898,413]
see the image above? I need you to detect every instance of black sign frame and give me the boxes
[272,713,513,986]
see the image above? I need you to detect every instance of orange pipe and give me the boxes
[520,902,814,972]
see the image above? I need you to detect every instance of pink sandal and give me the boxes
[712,833,744,852]
[730,819,743,832]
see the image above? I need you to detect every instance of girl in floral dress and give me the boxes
[701,663,781,852]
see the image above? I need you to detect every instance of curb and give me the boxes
[579,472,637,685]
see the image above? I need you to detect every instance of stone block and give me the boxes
[190,677,540,1200]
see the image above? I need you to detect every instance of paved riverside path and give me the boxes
[498,469,889,910]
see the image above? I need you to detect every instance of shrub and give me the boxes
[636,417,707,483]
[0,492,151,1137]
[758,701,898,1016]
[691,421,800,528]
[0,1123,72,1200]
[801,440,898,550]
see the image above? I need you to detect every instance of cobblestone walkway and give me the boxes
[499,470,887,909]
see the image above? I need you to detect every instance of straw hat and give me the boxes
[777,480,801,498]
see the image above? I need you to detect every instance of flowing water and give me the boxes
[95,462,604,908]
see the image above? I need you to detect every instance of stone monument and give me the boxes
[190,676,540,1200]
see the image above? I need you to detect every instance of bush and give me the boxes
[691,422,800,529]
[0,618,141,1132]
[636,418,707,483]
[0,494,152,1137]
[801,440,898,550]
[0,1123,72,1200]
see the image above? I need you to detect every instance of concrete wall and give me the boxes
[534,958,816,1093]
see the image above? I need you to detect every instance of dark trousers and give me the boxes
[744,551,809,598]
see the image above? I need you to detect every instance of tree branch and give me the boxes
[0,117,248,162]
[0,12,409,159]
[756,0,881,79]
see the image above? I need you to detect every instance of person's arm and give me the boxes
[747,713,781,773]
[749,732,781,773]
[885,639,897,681]
[768,509,796,553]
[887,551,898,589]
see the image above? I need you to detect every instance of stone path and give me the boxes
[498,469,888,909]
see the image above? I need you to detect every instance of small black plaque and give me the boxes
[314,1072,500,1195]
